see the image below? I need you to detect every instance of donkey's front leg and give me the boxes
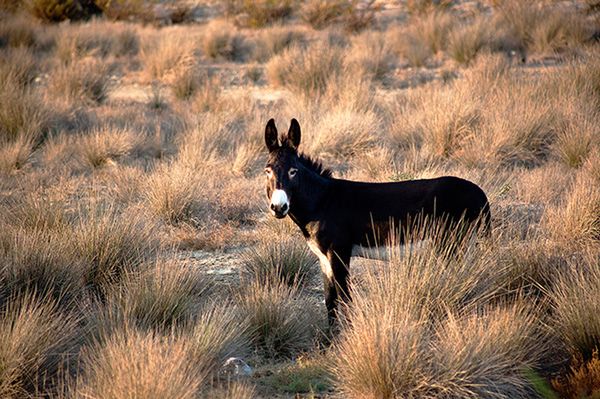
[325,249,351,329]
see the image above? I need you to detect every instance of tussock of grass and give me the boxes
[266,41,345,97]
[202,20,246,61]
[552,349,600,398]
[345,31,395,81]
[225,0,294,28]
[50,58,110,104]
[0,293,80,398]
[239,279,316,358]
[93,259,211,336]
[76,330,200,399]
[545,174,600,247]
[142,32,196,80]
[76,126,139,169]
[448,18,491,65]
[242,237,317,286]
[551,254,600,358]
[0,14,39,48]
[0,47,37,87]
[251,26,305,62]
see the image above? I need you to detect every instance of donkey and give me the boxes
[264,118,491,328]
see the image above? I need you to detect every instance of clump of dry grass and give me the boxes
[144,162,211,226]
[73,204,160,296]
[186,304,250,380]
[75,126,139,169]
[406,0,452,15]
[0,293,80,398]
[266,41,345,97]
[332,232,544,398]
[0,47,37,87]
[251,26,305,62]
[225,0,294,28]
[300,0,378,32]
[0,13,39,48]
[75,330,200,399]
[142,32,196,80]
[448,18,491,65]
[93,259,212,336]
[550,254,600,359]
[202,20,246,61]
[238,279,316,358]
[554,108,598,169]
[345,31,395,81]
[242,237,317,286]
[50,58,110,104]
[544,174,600,247]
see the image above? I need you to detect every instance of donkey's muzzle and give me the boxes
[270,203,288,218]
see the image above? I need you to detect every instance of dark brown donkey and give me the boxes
[264,118,491,328]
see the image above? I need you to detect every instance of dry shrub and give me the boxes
[551,254,600,358]
[266,41,344,97]
[55,21,139,63]
[392,27,432,67]
[142,32,196,80]
[301,0,378,32]
[76,330,200,399]
[345,31,395,81]
[75,126,139,169]
[410,10,455,54]
[96,0,151,22]
[94,259,212,336]
[202,20,246,61]
[513,163,574,206]
[251,25,305,62]
[529,9,590,54]
[406,0,452,15]
[0,138,35,172]
[552,350,600,399]
[50,58,110,104]
[493,0,544,50]
[448,18,491,65]
[544,174,600,247]
[26,0,100,21]
[242,236,317,286]
[225,0,294,28]
[232,141,262,176]
[205,381,257,399]
[238,279,316,358]
[332,234,544,398]
[0,293,79,398]
[0,14,39,48]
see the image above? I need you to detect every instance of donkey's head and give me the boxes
[264,118,302,219]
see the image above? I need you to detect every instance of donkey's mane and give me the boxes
[298,153,333,179]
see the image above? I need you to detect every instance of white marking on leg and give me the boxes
[270,189,289,215]
[307,240,333,280]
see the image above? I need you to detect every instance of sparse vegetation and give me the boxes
[0,3,598,397]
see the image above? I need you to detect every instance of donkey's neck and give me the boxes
[288,170,331,234]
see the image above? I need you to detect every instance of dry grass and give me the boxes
[552,350,600,399]
[345,31,395,81]
[0,13,39,48]
[225,0,294,28]
[251,25,306,62]
[550,254,600,358]
[93,259,211,336]
[242,236,317,286]
[448,18,491,65]
[142,31,196,80]
[0,293,79,398]
[76,126,139,169]
[266,41,345,97]
[300,0,378,32]
[75,330,200,399]
[202,20,246,61]
[239,279,317,358]
[50,58,110,104]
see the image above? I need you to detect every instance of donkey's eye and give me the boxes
[288,168,298,178]
[264,168,273,177]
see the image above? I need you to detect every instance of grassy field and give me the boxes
[0,0,599,397]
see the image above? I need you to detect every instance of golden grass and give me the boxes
[202,20,246,61]
[76,330,200,399]
[0,293,80,398]
[49,58,110,104]
[142,31,196,80]
[239,279,317,358]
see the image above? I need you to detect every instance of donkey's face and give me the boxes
[264,118,302,219]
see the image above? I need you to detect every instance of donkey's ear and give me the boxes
[287,118,301,150]
[265,118,279,152]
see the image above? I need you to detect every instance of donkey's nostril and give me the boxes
[270,203,276,210]
[282,203,288,212]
